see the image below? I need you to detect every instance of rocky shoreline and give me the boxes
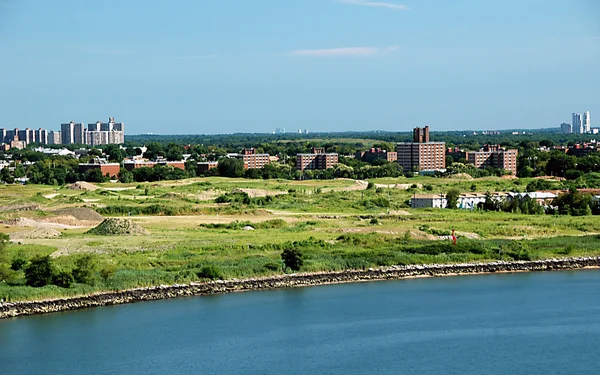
[2,257,600,319]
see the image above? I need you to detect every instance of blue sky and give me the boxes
[1,0,599,134]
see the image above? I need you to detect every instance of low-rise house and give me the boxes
[410,192,508,209]
[507,192,557,206]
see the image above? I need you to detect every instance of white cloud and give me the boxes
[334,0,408,10]
[291,45,399,57]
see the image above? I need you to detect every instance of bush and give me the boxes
[100,265,117,281]
[53,270,75,288]
[281,248,303,271]
[263,262,281,271]
[197,265,223,280]
[11,256,28,271]
[25,255,54,287]
[72,255,97,284]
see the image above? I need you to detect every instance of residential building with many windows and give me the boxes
[466,144,518,175]
[296,147,339,171]
[396,126,446,173]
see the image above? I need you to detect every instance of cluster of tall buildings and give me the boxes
[561,111,592,134]
[61,118,125,146]
[0,117,125,150]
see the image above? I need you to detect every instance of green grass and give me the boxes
[1,176,600,302]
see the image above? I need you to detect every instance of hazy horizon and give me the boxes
[1,0,599,134]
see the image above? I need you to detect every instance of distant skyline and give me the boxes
[1,0,599,134]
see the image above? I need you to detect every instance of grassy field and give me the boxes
[1,175,599,301]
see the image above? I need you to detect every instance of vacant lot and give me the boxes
[1,176,599,301]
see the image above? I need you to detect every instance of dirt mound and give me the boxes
[52,207,104,221]
[233,188,287,198]
[68,181,99,191]
[10,228,62,240]
[451,173,474,180]
[87,218,149,236]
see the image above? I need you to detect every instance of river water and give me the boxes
[2,270,600,374]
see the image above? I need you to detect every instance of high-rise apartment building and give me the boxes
[86,118,125,146]
[584,111,591,133]
[61,121,76,144]
[573,113,584,134]
[560,123,572,134]
[35,128,48,145]
[48,131,61,145]
[396,126,446,172]
[466,144,518,175]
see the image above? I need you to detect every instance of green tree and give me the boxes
[446,188,460,209]
[165,143,184,161]
[52,270,74,288]
[281,248,303,271]
[85,168,107,183]
[144,142,165,160]
[217,158,245,177]
[118,169,134,183]
[25,255,55,287]
[72,254,97,284]
[0,167,14,183]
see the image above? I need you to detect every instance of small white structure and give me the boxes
[411,192,509,209]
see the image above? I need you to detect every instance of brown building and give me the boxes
[466,144,518,175]
[234,148,270,169]
[396,127,446,172]
[355,148,398,163]
[123,160,186,171]
[197,161,219,174]
[78,162,121,178]
[296,147,339,171]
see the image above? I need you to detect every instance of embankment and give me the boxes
[2,257,599,319]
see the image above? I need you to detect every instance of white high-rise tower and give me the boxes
[573,113,583,134]
[583,111,591,133]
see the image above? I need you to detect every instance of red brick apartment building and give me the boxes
[296,147,339,171]
[396,126,446,172]
[466,144,518,175]
[234,148,270,169]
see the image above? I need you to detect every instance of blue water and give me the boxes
[2,270,600,374]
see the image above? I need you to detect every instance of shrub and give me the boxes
[281,248,303,271]
[100,265,117,281]
[197,265,223,280]
[72,255,97,284]
[25,255,54,287]
[11,256,28,271]
[370,217,379,225]
[366,182,375,190]
[53,270,75,288]
[263,262,281,271]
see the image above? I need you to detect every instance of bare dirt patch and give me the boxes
[0,204,41,212]
[52,207,104,221]
[233,188,287,198]
[68,181,99,191]
[10,228,62,240]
